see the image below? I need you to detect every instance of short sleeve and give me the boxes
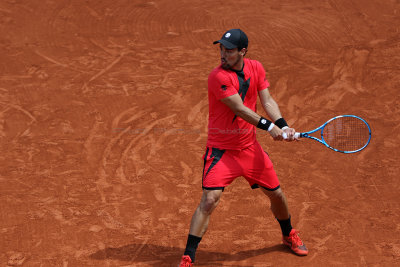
[208,71,237,100]
[256,61,270,91]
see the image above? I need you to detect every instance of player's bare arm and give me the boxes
[220,93,284,140]
[258,88,296,141]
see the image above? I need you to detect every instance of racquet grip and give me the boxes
[282,132,300,139]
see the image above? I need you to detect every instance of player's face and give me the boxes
[220,45,243,70]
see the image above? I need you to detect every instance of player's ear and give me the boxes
[239,48,247,56]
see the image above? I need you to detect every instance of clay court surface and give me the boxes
[1,0,400,266]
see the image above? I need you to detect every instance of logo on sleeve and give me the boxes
[221,85,227,91]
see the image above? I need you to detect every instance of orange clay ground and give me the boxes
[0,0,399,266]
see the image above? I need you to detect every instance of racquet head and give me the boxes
[322,115,371,153]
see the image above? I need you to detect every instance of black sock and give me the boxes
[277,216,292,236]
[184,234,202,262]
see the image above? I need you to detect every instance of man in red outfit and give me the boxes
[179,29,308,266]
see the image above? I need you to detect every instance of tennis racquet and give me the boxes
[283,115,372,153]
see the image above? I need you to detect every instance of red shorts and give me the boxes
[202,141,280,191]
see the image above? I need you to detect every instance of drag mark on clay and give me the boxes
[0,106,11,137]
[89,38,120,56]
[97,209,125,230]
[329,47,370,93]
[0,101,37,123]
[115,114,177,183]
[187,97,208,124]
[295,202,315,230]
[307,234,333,262]
[112,109,148,129]
[96,104,177,200]
[6,251,26,266]
[83,113,105,167]
[0,101,37,139]
[82,51,131,92]
[97,126,132,182]
[34,50,86,73]
[97,108,146,185]
[130,237,149,262]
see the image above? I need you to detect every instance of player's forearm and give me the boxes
[262,97,283,122]
[233,105,261,126]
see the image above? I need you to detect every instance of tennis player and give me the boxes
[179,29,308,267]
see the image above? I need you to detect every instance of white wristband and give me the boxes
[282,126,289,130]
[268,123,275,132]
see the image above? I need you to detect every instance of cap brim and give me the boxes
[213,39,237,49]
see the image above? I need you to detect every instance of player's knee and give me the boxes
[200,193,220,214]
[267,188,286,201]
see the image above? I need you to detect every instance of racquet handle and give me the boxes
[282,132,300,139]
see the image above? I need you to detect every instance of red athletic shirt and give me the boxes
[206,58,270,150]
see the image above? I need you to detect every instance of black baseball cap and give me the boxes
[213,29,248,49]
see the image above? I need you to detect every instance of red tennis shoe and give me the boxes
[179,255,193,267]
[282,229,308,256]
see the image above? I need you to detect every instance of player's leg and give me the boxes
[261,187,294,239]
[181,189,222,265]
[241,141,308,256]
[180,147,238,266]
[189,189,223,237]
[261,187,308,256]
[260,187,289,222]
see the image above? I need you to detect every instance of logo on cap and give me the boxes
[225,33,231,38]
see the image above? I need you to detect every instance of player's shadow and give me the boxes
[89,242,290,266]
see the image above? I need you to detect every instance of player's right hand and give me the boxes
[269,125,284,141]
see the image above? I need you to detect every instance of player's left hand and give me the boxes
[282,127,296,141]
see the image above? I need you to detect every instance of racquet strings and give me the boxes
[323,116,370,152]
